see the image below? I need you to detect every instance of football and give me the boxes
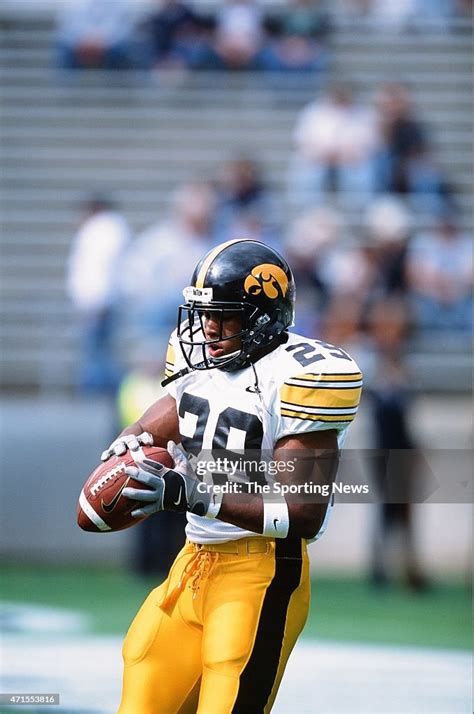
[77,445,173,533]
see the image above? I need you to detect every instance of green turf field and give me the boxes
[1,564,471,651]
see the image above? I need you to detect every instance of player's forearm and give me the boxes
[216,491,263,534]
[202,432,340,537]
[215,441,340,538]
[216,492,327,539]
[120,394,180,447]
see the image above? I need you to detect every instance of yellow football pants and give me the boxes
[118,536,310,714]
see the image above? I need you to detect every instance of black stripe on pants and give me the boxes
[232,539,304,714]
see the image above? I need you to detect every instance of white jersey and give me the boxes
[164,330,362,544]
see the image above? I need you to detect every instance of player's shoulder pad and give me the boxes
[277,334,363,425]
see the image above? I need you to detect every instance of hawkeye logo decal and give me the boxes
[101,476,130,513]
[243,264,288,300]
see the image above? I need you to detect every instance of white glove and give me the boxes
[122,441,222,519]
[100,431,153,462]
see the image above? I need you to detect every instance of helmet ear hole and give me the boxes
[272,308,285,334]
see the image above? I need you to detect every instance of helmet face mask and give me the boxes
[177,302,257,371]
[177,240,295,372]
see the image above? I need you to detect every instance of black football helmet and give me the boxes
[177,239,295,372]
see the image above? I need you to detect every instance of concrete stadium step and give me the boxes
[0,255,66,274]
[333,37,472,50]
[0,156,288,181]
[1,282,65,298]
[0,48,52,67]
[330,67,471,88]
[0,29,52,51]
[2,23,472,48]
[2,67,471,92]
[3,142,471,166]
[1,137,469,175]
[13,169,474,193]
[0,81,310,110]
[331,31,472,49]
[1,88,471,113]
[0,189,172,210]
[2,188,472,217]
[0,79,297,106]
[334,47,470,64]
[1,324,76,344]
[0,83,305,103]
[0,299,72,318]
[2,108,471,136]
[10,176,474,200]
[2,204,471,239]
[0,105,299,128]
[2,214,472,249]
[1,142,294,162]
[1,43,471,68]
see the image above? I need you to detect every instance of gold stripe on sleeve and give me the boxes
[280,384,362,411]
[165,342,175,364]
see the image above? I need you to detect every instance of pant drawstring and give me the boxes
[159,549,218,614]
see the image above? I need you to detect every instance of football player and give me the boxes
[101,239,362,713]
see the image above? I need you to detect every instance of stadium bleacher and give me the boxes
[0,10,472,391]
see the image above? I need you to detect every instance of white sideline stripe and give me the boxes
[79,490,111,532]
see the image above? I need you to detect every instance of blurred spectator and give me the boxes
[288,84,380,208]
[333,0,375,23]
[366,296,429,591]
[453,0,473,21]
[318,197,413,365]
[310,231,371,303]
[376,83,425,191]
[412,0,472,29]
[335,0,416,30]
[117,341,186,578]
[406,211,473,332]
[413,0,455,26]
[213,155,281,243]
[360,195,412,300]
[376,82,454,211]
[260,0,331,73]
[202,0,265,70]
[369,0,417,31]
[277,0,332,40]
[320,293,364,354]
[335,0,469,30]
[285,206,356,335]
[67,194,131,393]
[55,0,138,70]
[145,0,208,70]
[286,198,413,340]
[122,181,216,338]
[403,147,454,213]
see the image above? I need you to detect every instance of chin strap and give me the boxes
[161,353,247,386]
[161,334,289,387]
[161,367,192,388]
[161,348,248,385]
